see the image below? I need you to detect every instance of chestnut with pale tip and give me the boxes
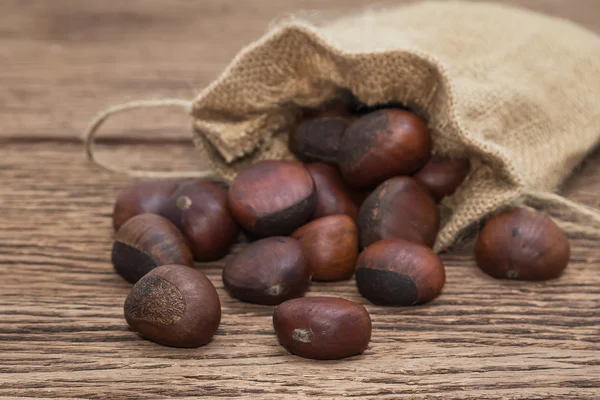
[222,237,311,305]
[475,208,570,281]
[111,213,194,283]
[228,160,316,237]
[414,156,470,201]
[159,180,239,261]
[112,179,178,231]
[355,239,446,306]
[305,163,358,220]
[339,109,431,188]
[124,264,221,347]
[273,297,371,360]
[291,214,358,282]
[358,177,439,249]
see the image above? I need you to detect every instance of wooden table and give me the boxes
[2,1,599,398]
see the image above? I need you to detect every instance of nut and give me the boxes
[222,237,311,305]
[414,156,470,201]
[111,213,194,283]
[355,239,446,306]
[273,296,371,360]
[339,109,431,188]
[112,179,178,231]
[291,215,358,282]
[358,177,439,249]
[305,162,358,220]
[475,208,570,280]
[124,264,221,347]
[160,180,239,261]
[229,160,316,237]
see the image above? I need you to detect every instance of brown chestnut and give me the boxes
[112,213,194,283]
[339,109,431,188]
[291,215,358,282]
[124,264,221,347]
[305,163,358,220]
[289,115,351,164]
[273,296,371,360]
[475,208,570,281]
[355,239,446,306]
[229,160,316,237]
[159,180,239,261]
[222,237,311,305]
[414,156,470,201]
[358,177,439,249]
[113,179,178,231]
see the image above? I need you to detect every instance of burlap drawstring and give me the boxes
[82,99,218,179]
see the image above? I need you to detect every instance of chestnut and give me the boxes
[124,264,221,347]
[289,117,350,164]
[290,100,352,164]
[475,208,570,281]
[112,213,194,283]
[159,180,239,261]
[305,163,358,220]
[414,156,470,201]
[222,237,311,305]
[113,179,178,231]
[273,296,371,360]
[358,177,439,249]
[229,160,316,237]
[291,215,358,282]
[339,109,431,188]
[355,239,446,306]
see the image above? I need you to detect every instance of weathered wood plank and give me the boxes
[0,142,599,398]
[2,0,600,398]
[1,0,599,140]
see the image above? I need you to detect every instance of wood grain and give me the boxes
[1,0,600,399]
[1,141,599,399]
[1,0,599,141]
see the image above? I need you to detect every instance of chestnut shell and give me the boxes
[228,160,316,237]
[273,296,371,360]
[355,239,446,306]
[475,208,570,281]
[358,177,439,249]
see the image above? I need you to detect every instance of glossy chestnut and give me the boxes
[273,296,371,360]
[475,208,570,280]
[222,237,311,305]
[113,179,178,231]
[414,156,470,201]
[339,109,431,188]
[358,177,439,249]
[355,239,446,306]
[228,160,316,237]
[124,264,221,347]
[111,213,194,283]
[159,180,239,261]
[289,107,351,163]
[305,163,358,220]
[292,214,358,281]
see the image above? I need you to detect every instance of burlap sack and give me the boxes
[85,1,600,252]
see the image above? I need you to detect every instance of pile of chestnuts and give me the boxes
[111,98,571,360]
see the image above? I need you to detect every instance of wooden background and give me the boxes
[1,1,599,398]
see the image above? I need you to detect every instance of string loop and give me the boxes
[82,99,216,179]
